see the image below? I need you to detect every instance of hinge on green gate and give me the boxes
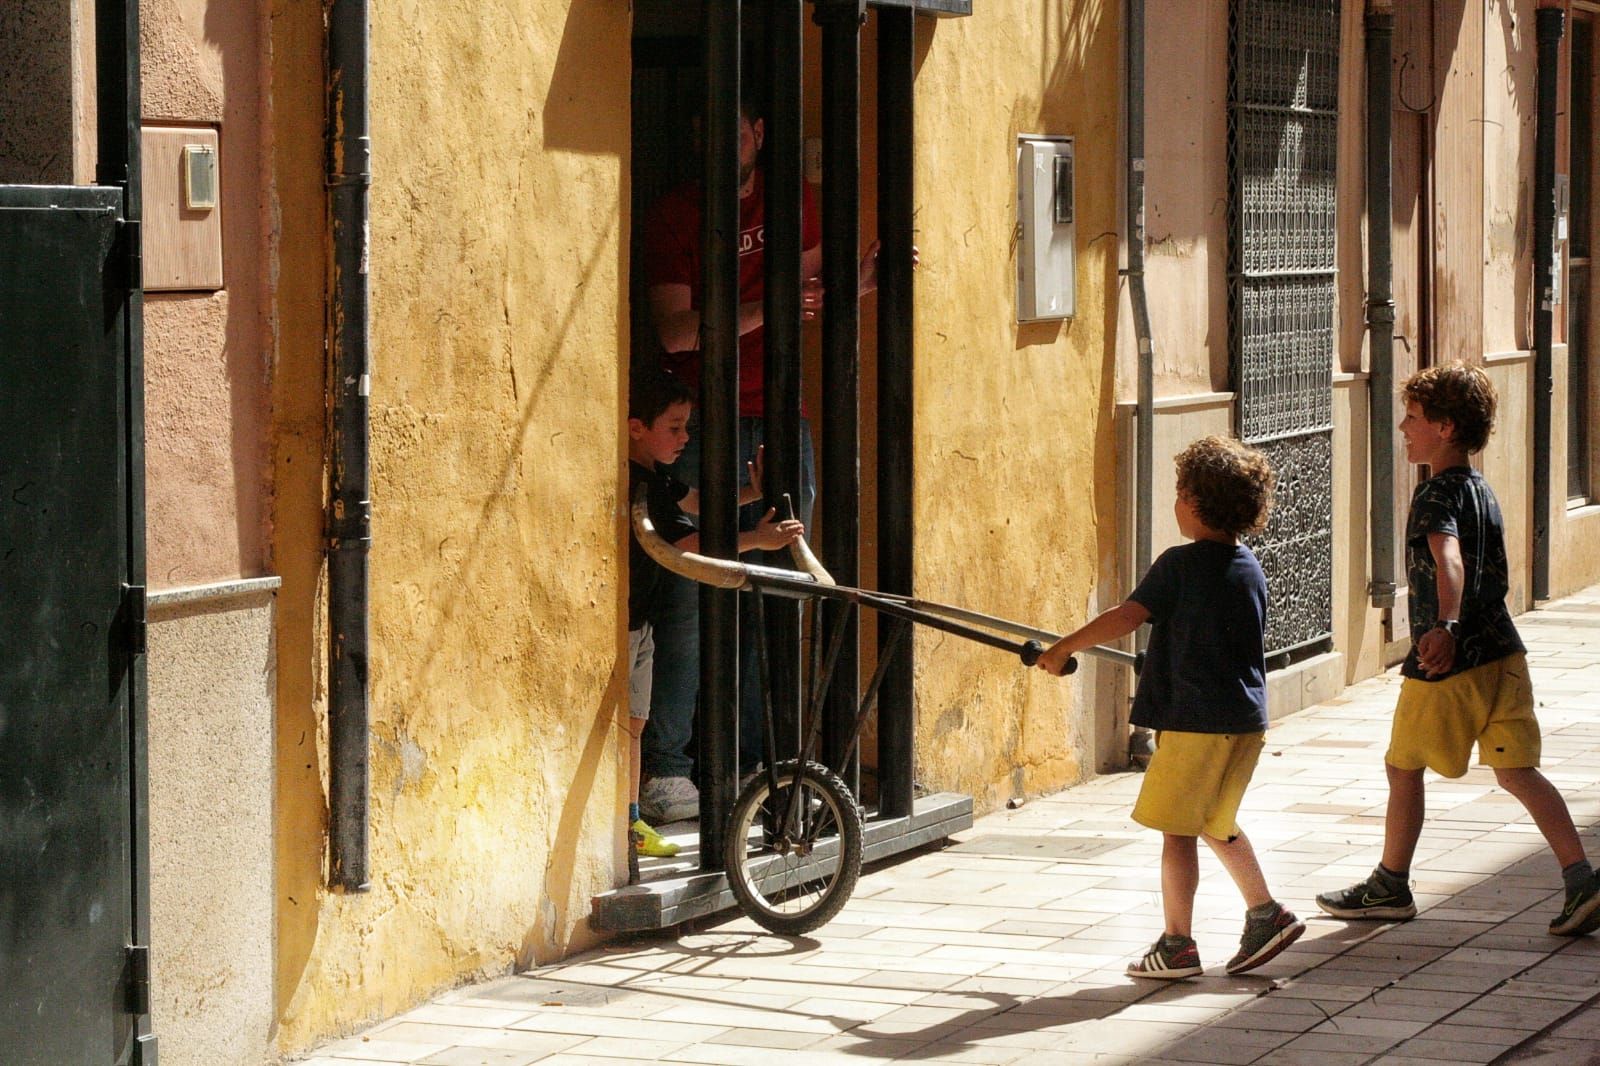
[124,583,148,656]
[125,944,151,1016]
[116,218,143,291]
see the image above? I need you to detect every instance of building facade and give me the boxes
[2,1,1594,1063]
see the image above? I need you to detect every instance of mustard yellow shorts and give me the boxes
[1132,729,1265,840]
[1386,652,1540,778]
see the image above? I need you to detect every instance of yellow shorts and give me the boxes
[1387,652,1540,778]
[1132,730,1265,840]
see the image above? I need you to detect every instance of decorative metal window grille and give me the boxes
[1228,0,1338,660]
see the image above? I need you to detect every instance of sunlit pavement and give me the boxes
[303,587,1600,1065]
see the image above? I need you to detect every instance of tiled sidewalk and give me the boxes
[303,589,1600,1065]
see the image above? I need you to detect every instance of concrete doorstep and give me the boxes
[302,586,1600,1066]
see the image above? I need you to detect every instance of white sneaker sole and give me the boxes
[1315,899,1416,921]
[1226,919,1306,974]
[1126,963,1202,980]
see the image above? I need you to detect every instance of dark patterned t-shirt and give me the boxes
[628,461,696,630]
[1402,466,1524,681]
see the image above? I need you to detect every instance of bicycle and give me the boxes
[633,490,1133,934]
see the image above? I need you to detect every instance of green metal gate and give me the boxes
[0,3,151,1062]
[0,187,149,1065]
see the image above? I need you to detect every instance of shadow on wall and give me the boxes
[199,0,272,583]
[271,0,634,1038]
[390,0,630,966]
[521,651,628,969]
[1491,0,1535,349]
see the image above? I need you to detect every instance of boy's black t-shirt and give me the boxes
[628,460,696,630]
[1127,540,1269,734]
[1401,466,1524,681]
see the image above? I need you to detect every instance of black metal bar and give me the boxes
[840,617,911,769]
[875,5,915,819]
[98,0,155,1058]
[326,0,373,893]
[763,0,806,773]
[814,0,865,795]
[740,576,1043,661]
[1533,7,1564,601]
[699,0,742,871]
[801,600,858,775]
[752,591,780,780]
[1366,11,1398,610]
[806,593,827,737]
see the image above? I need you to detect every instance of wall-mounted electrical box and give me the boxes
[142,125,223,292]
[1016,135,1075,323]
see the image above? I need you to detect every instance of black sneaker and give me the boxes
[1315,869,1417,920]
[1549,870,1600,936]
[1227,902,1306,974]
[1126,934,1203,979]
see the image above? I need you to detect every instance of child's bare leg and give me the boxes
[1381,762,1426,874]
[1162,834,1200,938]
[1202,830,1271,909]
[1496,767,1587,868]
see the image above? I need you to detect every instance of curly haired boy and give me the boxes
[1317,364,1600,936]
[1038,435,1305,977]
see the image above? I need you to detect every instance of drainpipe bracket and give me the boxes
[1368,580,1397,608]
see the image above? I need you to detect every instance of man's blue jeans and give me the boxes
[643,417,816,780]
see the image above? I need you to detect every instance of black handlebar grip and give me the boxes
[1020,640,1078,675]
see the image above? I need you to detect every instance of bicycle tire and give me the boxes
[722,759,864,935]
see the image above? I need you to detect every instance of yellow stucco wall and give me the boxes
[907,2,1121,810]
[274,1,632,1051]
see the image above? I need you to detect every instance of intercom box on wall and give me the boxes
[1016,135,1075,323]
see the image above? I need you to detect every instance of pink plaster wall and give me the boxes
[1138,0,1230,396]
[141,0,270,586]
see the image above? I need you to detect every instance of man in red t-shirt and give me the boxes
[641,114,824,417]
[636,97,891,818]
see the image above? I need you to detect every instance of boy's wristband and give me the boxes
[1433,619,1460,638]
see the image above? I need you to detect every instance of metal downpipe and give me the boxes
[1365,9,1397,609]
[1533,6,1564,602]
[1125,0,1155,759]
[326,0,372,891]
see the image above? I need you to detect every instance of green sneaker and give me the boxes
[1315,868,1416,920]
[632,819,681,858]
[1549,870,1600,936]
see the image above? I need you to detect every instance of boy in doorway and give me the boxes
[1038,435,1305,977]
[1316,363,1600,936]
[627,370,803,847]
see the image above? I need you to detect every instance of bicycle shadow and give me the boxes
[828,972,1291,1060]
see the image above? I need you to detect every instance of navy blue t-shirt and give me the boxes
[628,460,696,630]
[1127,540,1269,734]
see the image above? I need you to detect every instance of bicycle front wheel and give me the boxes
[722,759,863,935]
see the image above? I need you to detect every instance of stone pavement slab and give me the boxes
[302,587,1600,1065]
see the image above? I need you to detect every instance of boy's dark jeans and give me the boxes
[642,417,816,782]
